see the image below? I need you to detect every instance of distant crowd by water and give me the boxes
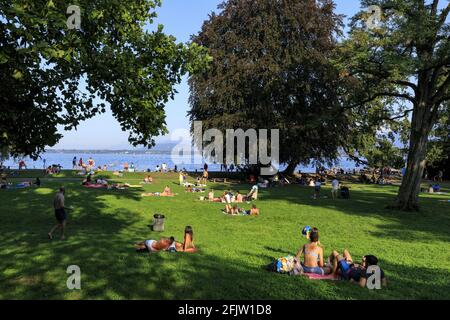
[1,151,361,174]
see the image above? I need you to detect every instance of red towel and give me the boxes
[305,273,339,280]
[83,184,106,189]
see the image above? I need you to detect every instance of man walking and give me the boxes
[48,186,68,240]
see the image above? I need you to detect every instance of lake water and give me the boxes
[2,152,360,173]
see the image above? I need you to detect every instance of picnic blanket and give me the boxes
[83,184,107,189]
[304,273,339,280]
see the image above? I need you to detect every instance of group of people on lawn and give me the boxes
[296,229,387,287]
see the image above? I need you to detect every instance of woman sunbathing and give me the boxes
[135,237,174,253]
[142,186,176,197]
[175,226,197,253]
[295,231,331,275]
[162,186,173,196]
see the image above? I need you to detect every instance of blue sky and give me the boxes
[55,0,365,149]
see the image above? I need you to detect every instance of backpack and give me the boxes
[267,256,303,275]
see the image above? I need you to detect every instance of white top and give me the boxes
[332,179,339,189]
[315,181,321,187]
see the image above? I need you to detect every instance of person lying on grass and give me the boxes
[330,249,387,287]
[295,232,332,276]
[207,189,222,202]
[185,185,205,193]
[135,237,175,253]
[141,186,176,197]
[96,178,108,186]
[223,204,260,216]
[162,185,173,196]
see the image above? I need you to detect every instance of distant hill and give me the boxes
[45,142,190,154]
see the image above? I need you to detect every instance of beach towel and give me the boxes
[304,273,339,280]
[83,184,107,189]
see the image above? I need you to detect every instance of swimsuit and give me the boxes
[144,240,157,251]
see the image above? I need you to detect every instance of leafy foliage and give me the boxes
[338,0,450,209]
[188,0,350,169]
[0,0,210,159]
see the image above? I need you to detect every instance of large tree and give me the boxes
[340,0,450,210]
[188,0,350,173]
[0,0,209,159]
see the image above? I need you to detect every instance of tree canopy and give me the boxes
[0,0,209,159]
[339,0,450,210]
[188,0,350,172]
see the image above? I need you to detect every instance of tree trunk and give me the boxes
[283,161,299,175]
[394,104,435,211]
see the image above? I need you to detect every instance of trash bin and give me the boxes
[151,214,165,232]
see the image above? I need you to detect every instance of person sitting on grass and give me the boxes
[34,177,41,188]
[246,185,258,201]
[331,249,387,288]
[248,204,259,216]
[208,189,215,201]
[82,174,93,186]
[223,191,233,212]
[143,175,153,184]
[1,176,8,189]
[236,191,243,203]
[295,232,331,275]
[175,226,197,253]
[135,237,174,253]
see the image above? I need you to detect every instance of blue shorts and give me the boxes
[338,259,351,279]
[302,264,325,275]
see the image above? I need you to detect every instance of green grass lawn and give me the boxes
[0,171,449,299]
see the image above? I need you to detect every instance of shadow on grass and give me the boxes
[1,227,449,299]
[257,184,450,242]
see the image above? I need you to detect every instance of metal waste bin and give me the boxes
[151,214,165,232]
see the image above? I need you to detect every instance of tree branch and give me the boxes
[342,146,369,166]
[345,91,416,109]
[432,74,450,105]
[431,0,440,16]
[391,80,418,93]
[437,3,450,28]
[381,109,414,121]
